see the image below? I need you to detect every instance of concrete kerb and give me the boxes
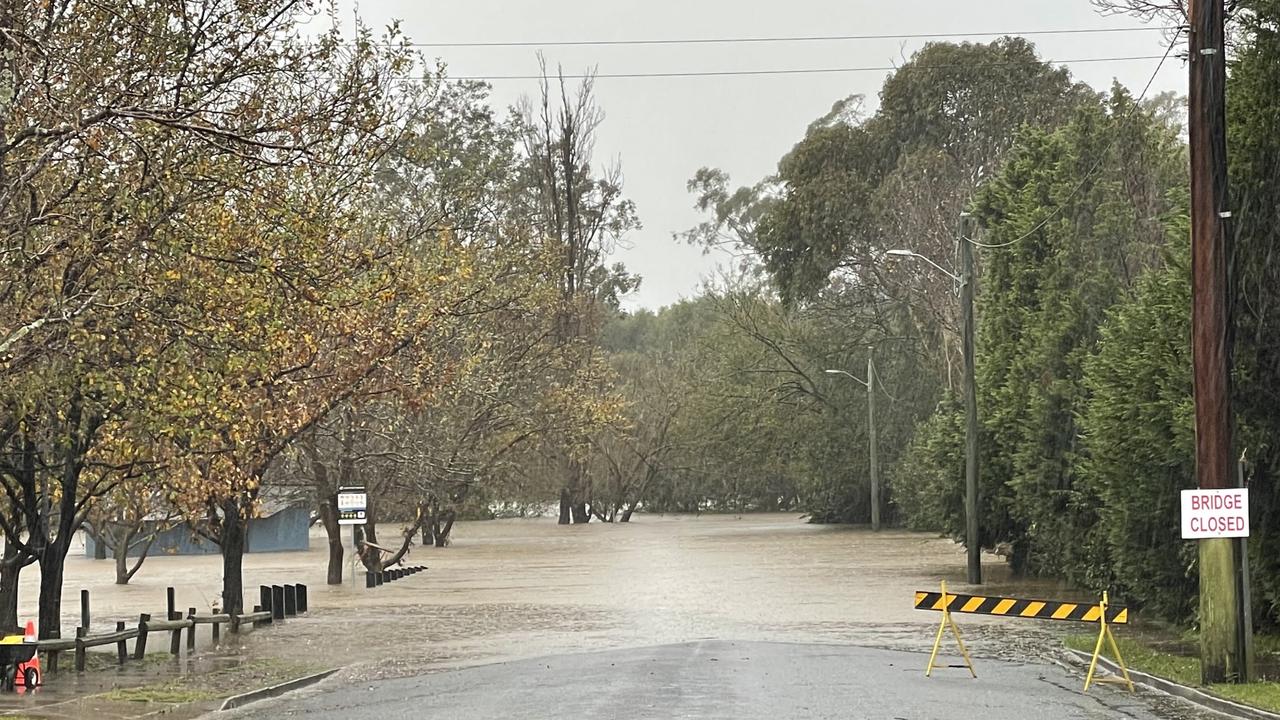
[1062,648,1280,720]
[217,668,341,711]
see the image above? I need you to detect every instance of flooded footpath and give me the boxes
[0,513,1085,716]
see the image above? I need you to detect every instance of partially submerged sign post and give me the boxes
[336,487,367,526]
[337,487,367,586]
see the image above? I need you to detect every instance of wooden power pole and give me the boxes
[868,347,880,532]
[960,217,981,585]
[1189,0,1242,685]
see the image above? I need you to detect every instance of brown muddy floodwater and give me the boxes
[22,514,1076,684]
[245,514,1072,680]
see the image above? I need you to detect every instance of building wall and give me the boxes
[85,505,312,557]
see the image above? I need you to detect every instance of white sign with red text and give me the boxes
[1181,488,1249,539]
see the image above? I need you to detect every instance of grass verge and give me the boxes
[101,657,324,705]
[1065,634,1280,713]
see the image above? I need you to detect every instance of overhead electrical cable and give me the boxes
[410,55,1171,82]
[396,25,1175,49]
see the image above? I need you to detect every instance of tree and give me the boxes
[1079,242,1195,618]
[969,88,1186,575]
[517,60,639,525]
[84,479,181,585]
[1227,0,1280,625]
[752,38,1088,307]
[0,0,378,636]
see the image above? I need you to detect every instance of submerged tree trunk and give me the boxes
[435,510,456,547]
[219,502,247,616]
[620,502,638,523]
[383,506,429,566]
[319,495,344,585]
[113,533,130,585]
[111,527,158,586]
[558,488,571,525]
[356,499,382,573]
[37,545,65,639]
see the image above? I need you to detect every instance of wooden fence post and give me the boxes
[283,585,297,617]
[169,618,181,656]
[74,626,87,672]
[133,614,150,660]
[186,608,196,654]
[297,584,308,613]
[271,586,285,620]
[81,589,91,632]
[116,621,127,665]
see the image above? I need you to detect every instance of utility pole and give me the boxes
[1189,0,1242,684]
[868,347,880,531]
[960,216,981,585]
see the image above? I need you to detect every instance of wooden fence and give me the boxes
[35,583,308,673]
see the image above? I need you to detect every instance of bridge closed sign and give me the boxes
[1181,488,1249,539]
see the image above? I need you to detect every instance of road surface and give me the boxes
[220,640,1214,719]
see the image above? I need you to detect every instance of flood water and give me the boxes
[243,514,1069,680]
[0,513,1219,719]
[17,514,1075,685]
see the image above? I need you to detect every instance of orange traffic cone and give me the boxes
[16,621,39,690]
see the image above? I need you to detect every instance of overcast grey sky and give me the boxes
[336,1,1184,310]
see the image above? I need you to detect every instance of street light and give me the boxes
[884,249,961,283]
[885,217,982,585]
[824,353,881,531]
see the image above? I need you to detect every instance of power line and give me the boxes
[398,25,1175,49]
[967,32,1185,250]
[434,55,1170,82]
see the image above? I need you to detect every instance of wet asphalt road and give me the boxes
[223,640,1214,720]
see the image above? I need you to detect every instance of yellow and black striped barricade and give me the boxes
[913,581,1134,692]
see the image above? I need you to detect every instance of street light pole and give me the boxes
[824,365,880,530]
[867,347,880,531]
[886,221,981,585]
[959,218,981,585]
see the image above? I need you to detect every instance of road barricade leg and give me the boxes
[925,581,976,678]
[1083,591,1134,693]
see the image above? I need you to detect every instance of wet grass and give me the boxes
[102,685,220,704]
[1065,635,1199,685]
[99,657,324,705]
[1065,634,1280,713]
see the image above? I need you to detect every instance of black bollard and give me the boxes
[271,585,285,620]
[297,584,308,613]
[283,585,297,617]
